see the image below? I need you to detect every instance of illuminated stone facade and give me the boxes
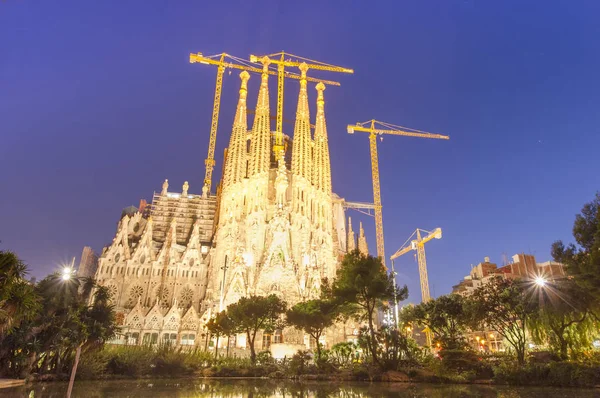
[94,67,364,350]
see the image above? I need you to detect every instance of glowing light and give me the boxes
[201,245,209,254]
[242,252,254,267]
[534,276,547,287]
[489,333,495,339]
[61,266,74,281]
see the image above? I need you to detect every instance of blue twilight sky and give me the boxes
[1,1,599,303]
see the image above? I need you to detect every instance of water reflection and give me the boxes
[4,379,597,398]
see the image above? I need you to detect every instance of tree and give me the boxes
[401,293,470,350]
[468,276,536,365]
[206,310,234,357]
[286,298,340,362]
[552,193,600,302]
[528,279,598,360]
[332,250,408,366]
[1,271,117,378]
[0,250,41,337]
[226,294,286,363]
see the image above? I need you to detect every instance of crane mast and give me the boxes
[251,52,353,163]
[368,122,385,264]
[190,52,341,196]
[390,227,442,346]
[347,120,449,267]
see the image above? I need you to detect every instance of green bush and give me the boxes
[492,361,600,387]
[287,350,311,376]
[105,345,155,377]
[437,349,493,379]
[350,365,370,381]
[493,362,544,385]
[547,361,600,388]
[152,347,196,376]
[76,349,110,379]
[330,342,356,368]
[255,350,274,366]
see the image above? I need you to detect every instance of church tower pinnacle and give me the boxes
[312,82,332,195]
[223,71,250,189]
[249,58,271,177]
[358,221,369,255]
[291,63,312,180]
[347,217,356,252]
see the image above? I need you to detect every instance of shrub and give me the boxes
[152,346,195,376]
[547,361,600,388]
[329,342,356,368]
[438,349,493,379]
[493,362,549,386]
[255,350,274,366]
[288,350,311,376]
[76,349,110,379]
[105,345,155,377]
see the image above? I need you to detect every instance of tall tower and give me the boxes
[311,82,335,279]
[223,71,250,189]
[358,221,369,256]
[212,66,342,310]
[290,63,313,265]
[347,217,356,252]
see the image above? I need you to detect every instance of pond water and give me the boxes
[2,379,597,397]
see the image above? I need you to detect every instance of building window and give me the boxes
[273,329,283,344]
[262,333,272,349]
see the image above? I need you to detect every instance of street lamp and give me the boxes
[62,267,74,281]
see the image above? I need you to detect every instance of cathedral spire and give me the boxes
[291,63,311,180]
[224,71,250,188]
[312,83,332,195]
[358,221,369,255]
[249,58,271,176]
[347,216,356,252]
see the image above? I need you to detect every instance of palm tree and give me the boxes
[0,250,40,336]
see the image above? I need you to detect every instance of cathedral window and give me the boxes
[142,332,159,345]
[162,333,177,344]
[106,285,118,303]
[180,334,195,346]
[126,286,144,309]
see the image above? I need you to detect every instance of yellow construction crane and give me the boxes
[189,52,340,196]
[390,228,442,303]
[347,120,449,266]
[390,228,442,346]
[250,52,354,162]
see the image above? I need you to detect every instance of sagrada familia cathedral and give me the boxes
[94,63,370,354]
